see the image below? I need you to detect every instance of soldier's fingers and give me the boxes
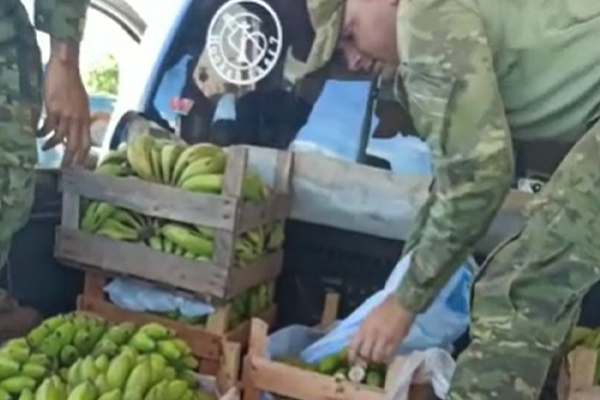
[61,117,77,168]
[73,118,91,166]
[41,114,61,150]
[358,335,375,362]
[371,338,388,363]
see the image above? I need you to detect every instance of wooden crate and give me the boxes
[241,292,434,400]
[78,272,277,376]
[55,146,293,304]
[558,347,600,400]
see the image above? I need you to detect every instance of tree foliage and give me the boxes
[86,53,119,95]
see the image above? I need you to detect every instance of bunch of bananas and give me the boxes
[0,313,216,400]
[567,326,600,384]
[80,136,286,265]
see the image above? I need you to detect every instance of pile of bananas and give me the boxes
[80,136,285,266]
[567,326,600,384]
[0,313,215,400]
[152,282,274,330]
[274,348,387,389]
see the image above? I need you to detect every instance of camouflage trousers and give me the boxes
[0,2,42,272]
[446,118,600,400]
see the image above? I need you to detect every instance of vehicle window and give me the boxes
[19,1,139,168]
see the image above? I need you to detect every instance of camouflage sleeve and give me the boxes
[394,0,514,313]
[34,0,90,42]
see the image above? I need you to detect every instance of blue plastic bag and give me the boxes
[300,252,474,363]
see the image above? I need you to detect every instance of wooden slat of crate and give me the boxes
[56,227,283,302]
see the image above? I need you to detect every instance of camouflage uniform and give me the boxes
[285,0,600,398]
[0,0,88,336]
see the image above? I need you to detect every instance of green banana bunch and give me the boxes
[175,151,227,187]
[150,144,164,183]
[96,217,141,242]
[171,143,223,185]
[160,223,214,258]
[127,134,157,181]
[178,174,223,194]
[80,202,118,234]
[94,161,131,177]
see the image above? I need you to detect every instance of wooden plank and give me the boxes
[246,358,384,400]
[78,294,222,360]
[55,227,228,299]
[61,168,238,230]
[319,292,340,330]
[227,251,283,299]
[61,192,80,229]
[223,146,247,198]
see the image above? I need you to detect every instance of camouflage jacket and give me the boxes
[33,0,89,42]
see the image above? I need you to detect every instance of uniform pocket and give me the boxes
[0,166,34,241]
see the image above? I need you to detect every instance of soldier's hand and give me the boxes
[349,294,413,363]
[41,49,91,168]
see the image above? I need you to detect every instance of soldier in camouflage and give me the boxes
[285,0,600,398]
[0,0,91,339]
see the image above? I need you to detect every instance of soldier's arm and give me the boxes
[395,0,514,313]
[34,0,89,43]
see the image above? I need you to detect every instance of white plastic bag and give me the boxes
[104,277,215,318]
[384,349,455,400]
[300,251,474,363]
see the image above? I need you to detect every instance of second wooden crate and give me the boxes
[55,145,293,304]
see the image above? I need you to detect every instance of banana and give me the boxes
[172,143,222,184]
[150,145,163,182]
[106,354,133,390]
[51,375,67,400]
[80,202,101,233]
[170,339,191,356]
[105,323,136,345]
[0,376,37,394]
[148,381,168,400]
[17,388,34,400]
[123,361,152,400]
[148,354,166,384]
[163,239,175,254]
[34,378,57,400]
[67,381,97,400]
[59,345,80,367]
[119,346,139,363]
[129,332,157,353]
[139,323,174,341]
[267,222,285,250]
[111,209,143,231]
[28,354,50,369]
[73,329,95,355]
[94,373,109,393]
[161,144,185,184]
[54,320,77,347]
[95,354,110,373]
[176,152,227,186]
[0,358,20,380]
[67,359,83,386]
[161,224,214,257]
[127,134,156,181]
[21,363,47,380]
[92,338,119,358]
[99,147,128,166]
[179,174,223,194]
[166,380,188,400]
[95,162,130,177]
[41,315,67,331]
[163,366,177,381]
[181,356,198,370]
[179,389,194,400]
[157,341,181,361]
[90,202,119,233]
[97,389,122,400]
[194,226,215,240]
[97,218,140,241]
[148,235,164,252]
[242,173,265,203]
[80,356,98,381]
[246,228,266,253]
